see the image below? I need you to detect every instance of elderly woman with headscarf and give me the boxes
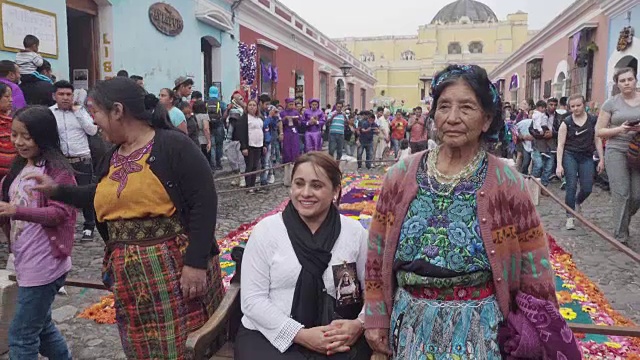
[363,65,581,359]
[280,98,302,163]
[302,98,326,152]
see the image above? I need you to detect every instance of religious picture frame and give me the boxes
[331,262,361,307]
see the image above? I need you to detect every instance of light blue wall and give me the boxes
[112,0,239,99]
[605,4,640,98]
[0,0,69,80]
[607,5,640,59]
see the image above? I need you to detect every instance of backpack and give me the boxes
[628,133,640,170]
[186,115,199,145]
[207,99,222,128]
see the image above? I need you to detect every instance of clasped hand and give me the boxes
[296,319,363,355]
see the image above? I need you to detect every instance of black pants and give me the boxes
[200,144,211,166]
[70,158,95,230]
[244,147,262,187]
[235,324,371,360]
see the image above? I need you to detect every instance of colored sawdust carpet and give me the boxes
[78,173,640,358]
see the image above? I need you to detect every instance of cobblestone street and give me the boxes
[0,170,639,359]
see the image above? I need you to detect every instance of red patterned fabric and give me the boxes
[102,235,224,359]
[0,113,15,177]
[407,281,495,301]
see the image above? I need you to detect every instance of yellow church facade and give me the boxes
[334,0,534,109]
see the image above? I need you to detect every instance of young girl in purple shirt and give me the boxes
[0,106,77,359]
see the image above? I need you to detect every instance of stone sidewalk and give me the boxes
[0,170,639,358]
[537,181,640,323]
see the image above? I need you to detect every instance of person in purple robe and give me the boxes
[280,98,301,163]
[302,98,325,152]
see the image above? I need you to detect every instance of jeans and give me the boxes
[71,159,95,230]
[260,143,272,185]
[391,139,401,158]
[271,139,281,165]
[9,273,70,360]
[563,151,594,216]
[244,147,262,188]
[357,142,374,169]
[531,151,554,186]
[224,141,245,172]
[210,126,225,168]
[328,133,344,161]
[344,142,357,157]
[519,150,532,175]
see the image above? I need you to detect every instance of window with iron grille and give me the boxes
[258,46,275,98]
[567,28,596,101]
[543,80,552,99]
[526,59,542,101]
[469,41,483,54]
[448,42,462,54]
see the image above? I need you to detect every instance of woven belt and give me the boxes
[405,280,495,301]
[106,215,184,245]
[66,156,91,164]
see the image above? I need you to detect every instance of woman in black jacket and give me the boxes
[235,99,266,193]
[28,77,222,360]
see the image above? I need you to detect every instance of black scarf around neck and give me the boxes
[283,201,342,328]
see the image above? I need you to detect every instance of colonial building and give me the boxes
[334,0,533,108]
[490,0,637,107]
[236,0,376,108]
[0,0,240,98]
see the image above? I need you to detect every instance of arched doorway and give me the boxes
[201,36,221,97]
[336,79,345,103]
[615,55,638,74]
[607,37,640,97]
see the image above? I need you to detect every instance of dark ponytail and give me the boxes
[89,77,174,130]
[149,103,173,129]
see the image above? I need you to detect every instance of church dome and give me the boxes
[430,0,498,25]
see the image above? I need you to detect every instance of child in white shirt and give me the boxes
[15,35,44,77]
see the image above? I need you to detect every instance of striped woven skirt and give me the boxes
[102,217,224,360]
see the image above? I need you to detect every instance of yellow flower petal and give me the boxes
[559,307,577,321]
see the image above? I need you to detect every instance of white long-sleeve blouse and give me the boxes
[240,213,368,353]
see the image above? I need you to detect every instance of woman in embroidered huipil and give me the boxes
[280,98,302,163]
[28,77,223,360]
[364,65,580,359]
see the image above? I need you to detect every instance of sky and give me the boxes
[277,0,576,38]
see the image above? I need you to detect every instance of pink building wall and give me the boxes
[495,1,611,107]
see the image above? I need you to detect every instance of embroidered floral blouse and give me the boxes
[94,141,176,221]
[394,155,491,292]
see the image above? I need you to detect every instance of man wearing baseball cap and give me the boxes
[174,76,194,102]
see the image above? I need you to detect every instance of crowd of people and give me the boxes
[0,33,636,360]
[507,66,639,244]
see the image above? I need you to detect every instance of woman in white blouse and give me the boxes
[236,99,266,192]
[236,152,371,359]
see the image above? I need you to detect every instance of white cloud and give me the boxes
[276,0,575,38]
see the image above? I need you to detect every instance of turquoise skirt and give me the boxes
[390,287,503,360]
